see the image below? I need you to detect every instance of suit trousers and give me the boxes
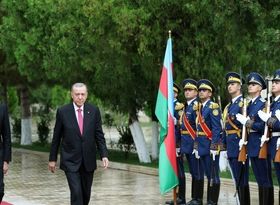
[65,164,94,205]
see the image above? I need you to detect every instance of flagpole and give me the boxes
[169,29,178,205]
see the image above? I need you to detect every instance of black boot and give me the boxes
[261,187,268,205]
[207,183,220,205]
[186,179,195,205]
[207,181,211,203]
[178,176,186,204]
[238,185,250,205]
[267,186,274,205]
[186,179,203,205]
[165,197,186,205]
[258,186,263,205]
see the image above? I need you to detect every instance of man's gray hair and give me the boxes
[71,83,88,92]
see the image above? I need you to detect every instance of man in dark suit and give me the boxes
[48,82,109,205]
[0,104,11,203]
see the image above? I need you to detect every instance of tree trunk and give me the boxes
[20,85,32,145]
[129,120,151,163]
[151,121,159,160]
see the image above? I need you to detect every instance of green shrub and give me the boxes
[117,125,134,159]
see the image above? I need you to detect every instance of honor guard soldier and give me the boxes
[258,69,280,204]
[192,79,223,205]
[179,79,199,205]
[223,72,250,205]
[166,83,186,205]
[236,72,273,205]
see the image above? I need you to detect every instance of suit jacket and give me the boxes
[49,103,108,172]
[0,104,11,163]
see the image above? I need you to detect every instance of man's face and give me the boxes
[227,82,241,95]
[272,80,280,95]
[184,89,197,100]
[71,86,88,107]
[198,89,212,101]
[248,83,262,95]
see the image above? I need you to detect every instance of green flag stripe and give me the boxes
[159,143,178,194]
[155,91,168,142]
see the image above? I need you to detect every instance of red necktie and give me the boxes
[77,108,83,135]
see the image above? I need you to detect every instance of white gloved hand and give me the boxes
[239,138,247,150]
[176,148,181,157]
[219,151,228,172]
[173,117,177,125]
[260,134,269,147]
[276,110,280,121]
[277,138,280,150]
[192,149,200,159]
[236,113,250,125]
[210,150,219,161]
[257,110,271,122]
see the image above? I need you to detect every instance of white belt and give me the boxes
[272,132,280,137]
[249,129,257,133]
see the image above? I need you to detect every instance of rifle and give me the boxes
[238,98,248,163]
[259,93,271,159]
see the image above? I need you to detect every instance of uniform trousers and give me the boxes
[228,157,249,187]
[250,157,273,187]
[192,154,220,184]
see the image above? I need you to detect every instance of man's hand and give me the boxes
[277,138,280,150]
[102,157,109,169]
[3,161,8,175]
[192,149,200,159]
[48,161,57,173]
[236,113,249,125]
[260,134,269,147]
[173,117,177,126]
[210,150,219,161]
[258,110,271,122]
[239,139,247,150]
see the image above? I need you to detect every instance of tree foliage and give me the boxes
[1,0,280,115]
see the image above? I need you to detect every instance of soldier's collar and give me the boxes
[187,98,196,106]
[250,95,260,103]
[274,95,280,102]
[202,99,210,107]
[231,94,242,104]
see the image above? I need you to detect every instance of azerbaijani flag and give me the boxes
[155,35,178,194]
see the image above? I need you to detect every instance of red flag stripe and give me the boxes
[158,66,168,98]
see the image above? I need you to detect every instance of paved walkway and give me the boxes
[2,149,279,204]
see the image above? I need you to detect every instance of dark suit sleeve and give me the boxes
[1,105,11,162]
[49,108,63,161]
[95,108,108,159]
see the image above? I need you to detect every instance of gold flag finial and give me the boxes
[168,30,171,38]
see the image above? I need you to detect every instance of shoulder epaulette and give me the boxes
[238,101,244,107]
[175,102,184,111]
[209,102,219,109]
[193,101,199,111]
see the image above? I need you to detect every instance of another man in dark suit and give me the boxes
[0,104,11,203]
[48,82,109,205]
